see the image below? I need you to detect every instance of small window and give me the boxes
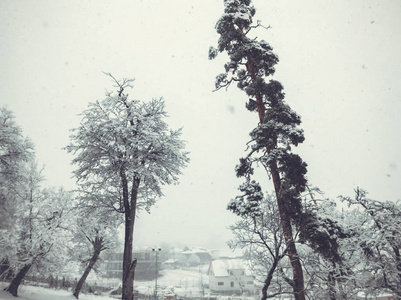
[230,282,234,287]
[218,282,224,286]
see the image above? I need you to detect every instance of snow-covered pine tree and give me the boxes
[210,1,344,299]
[66,73,189,300]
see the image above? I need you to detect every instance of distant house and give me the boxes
[182,248,214,266]
[103,250,160,281]
[207,259,254,295]
[163,258,178,269]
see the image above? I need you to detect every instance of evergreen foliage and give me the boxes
[210,1,346,297]
[211,0,344,264]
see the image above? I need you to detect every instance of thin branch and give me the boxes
[245,21,271,35]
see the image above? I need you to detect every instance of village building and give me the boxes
[103,250,160,281]
[181,248,214,266]
[207,259,255,295]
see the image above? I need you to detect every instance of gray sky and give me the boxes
[1,0,401,251]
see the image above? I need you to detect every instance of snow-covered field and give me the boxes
[0,267,209,300]
[135,268,208,297]
[0,282,113,300]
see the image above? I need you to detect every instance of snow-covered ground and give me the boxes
[0,282,113,300]
[0,266,209,300]
[135,267,209,298]
[1,266,395,300]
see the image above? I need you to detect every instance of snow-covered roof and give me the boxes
[215,247,243,259]
[210,260,229,276]
[182,247,209,254]
[209,259,252,277]
[164,259,178,264]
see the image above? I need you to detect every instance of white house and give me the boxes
[207,259,254,295]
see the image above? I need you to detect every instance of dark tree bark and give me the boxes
[261,255,279,299]
[248,62,306,300]
[327,271,337,300]
[4,263,32,297]
[270,162,305,300]
[0,258,14,281]
[73,236,106,299]
[121,169,140,300]
[261,245,288,300]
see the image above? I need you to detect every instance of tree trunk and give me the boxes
[248,117,306,299]
[122,216,135,300]
[272,167,305,300]
[261,253,280,300]
[247,58,306,300]
[73,237,103,299]
[275,194,305,300]
[4,263,32,297]
[327,271,337,300]
[121,170,140,300]
[0,258,14,281]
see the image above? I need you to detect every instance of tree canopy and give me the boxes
[66,74,189,300]
[66,75,189,215]
[0,107,34,229]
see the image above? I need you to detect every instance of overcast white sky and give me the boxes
[1,0,401,251]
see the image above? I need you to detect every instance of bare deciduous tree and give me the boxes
[66,74,189,300]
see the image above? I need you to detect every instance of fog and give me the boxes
[1,0,401,250]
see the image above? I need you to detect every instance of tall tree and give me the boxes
[210,1,343,299]
[66,74,189,300]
